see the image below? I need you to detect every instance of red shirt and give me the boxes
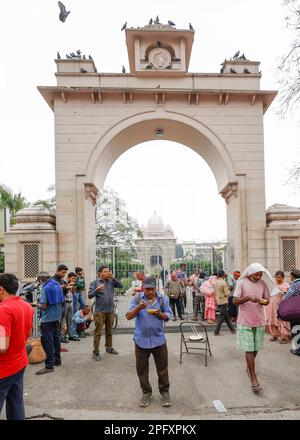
[0,296,33,378]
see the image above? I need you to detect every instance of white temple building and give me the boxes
[136,212,176,275]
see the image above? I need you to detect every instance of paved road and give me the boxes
[10,326,300,420]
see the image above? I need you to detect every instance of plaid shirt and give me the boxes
[284,279,300,300]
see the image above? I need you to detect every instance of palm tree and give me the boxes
[0,184,29,225]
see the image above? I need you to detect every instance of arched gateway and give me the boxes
[6,21,284,284]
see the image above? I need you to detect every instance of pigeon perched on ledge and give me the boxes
[121,22,127,31]
[168,20,176,26]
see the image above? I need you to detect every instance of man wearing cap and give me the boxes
[88,265,123,361]
[126,276,173,408]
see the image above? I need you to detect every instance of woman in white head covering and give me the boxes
[238,263,274,293]
[233,263,273,393]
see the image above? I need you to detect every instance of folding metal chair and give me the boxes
[179,321,212,366]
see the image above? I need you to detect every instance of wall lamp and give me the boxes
[155,128,164,138]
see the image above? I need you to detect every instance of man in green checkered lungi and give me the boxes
[233,263,273,393]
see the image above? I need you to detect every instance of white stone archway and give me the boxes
[85,110,235,191]
[5,21,280,284]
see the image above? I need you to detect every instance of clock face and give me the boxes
[149,48,171,69]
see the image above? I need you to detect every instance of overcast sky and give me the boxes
[0,0,299,241]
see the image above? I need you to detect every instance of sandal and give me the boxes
[251,382,262,393]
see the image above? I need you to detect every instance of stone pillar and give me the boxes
[221,179,249,272]
[4,206,57,281]
[266,204,300,276]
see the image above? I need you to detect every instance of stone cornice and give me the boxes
[220,182,239,204]
[38,85,276,113]
[84,183,99,206]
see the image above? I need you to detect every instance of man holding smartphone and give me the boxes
[88,265,123,361]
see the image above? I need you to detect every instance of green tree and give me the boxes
[96,188,142,246]
[0,247,4,273]
[0,184,29,225]
[33,184,56,210]
[278,0,300,116]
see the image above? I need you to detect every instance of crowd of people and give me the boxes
[0,263,300,419]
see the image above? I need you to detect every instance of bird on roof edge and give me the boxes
[121,22,127,31]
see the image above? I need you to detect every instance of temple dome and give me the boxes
[143,212,174,238]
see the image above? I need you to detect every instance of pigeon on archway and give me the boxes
[58,2,70,23]
[244,68,251,74]
[168,20,176,26]
[122,65,126,73]
[57,51,61,59]
[149,18,153,25]
[233,50,240,59]
[230,67,237,74]
[121,22,127,31]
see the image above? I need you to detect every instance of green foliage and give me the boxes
[96,188,142,246]
[119,277,133,292]
[170,259,213,276]
[0,184,29,225]
[33,185,56,210]
[96,247,144,281]
[0,247,4,273]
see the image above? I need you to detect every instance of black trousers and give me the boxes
[228,296,237,319]
[169,297,183,319]
[0,368,25,420]
[214,304,235,335]
[135,343,169,395]
[41,320,61,369]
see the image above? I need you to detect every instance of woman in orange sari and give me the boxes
[200,275,217,324]
[267,270,290,343]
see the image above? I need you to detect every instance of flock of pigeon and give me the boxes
[220,51,253,74]
[120,16,194,31]
[58,3,253,75]
[57,3,194,73]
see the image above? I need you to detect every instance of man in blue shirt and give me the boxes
[88,265,122,360]
[35,274,65,375]
[126,276,173,408]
